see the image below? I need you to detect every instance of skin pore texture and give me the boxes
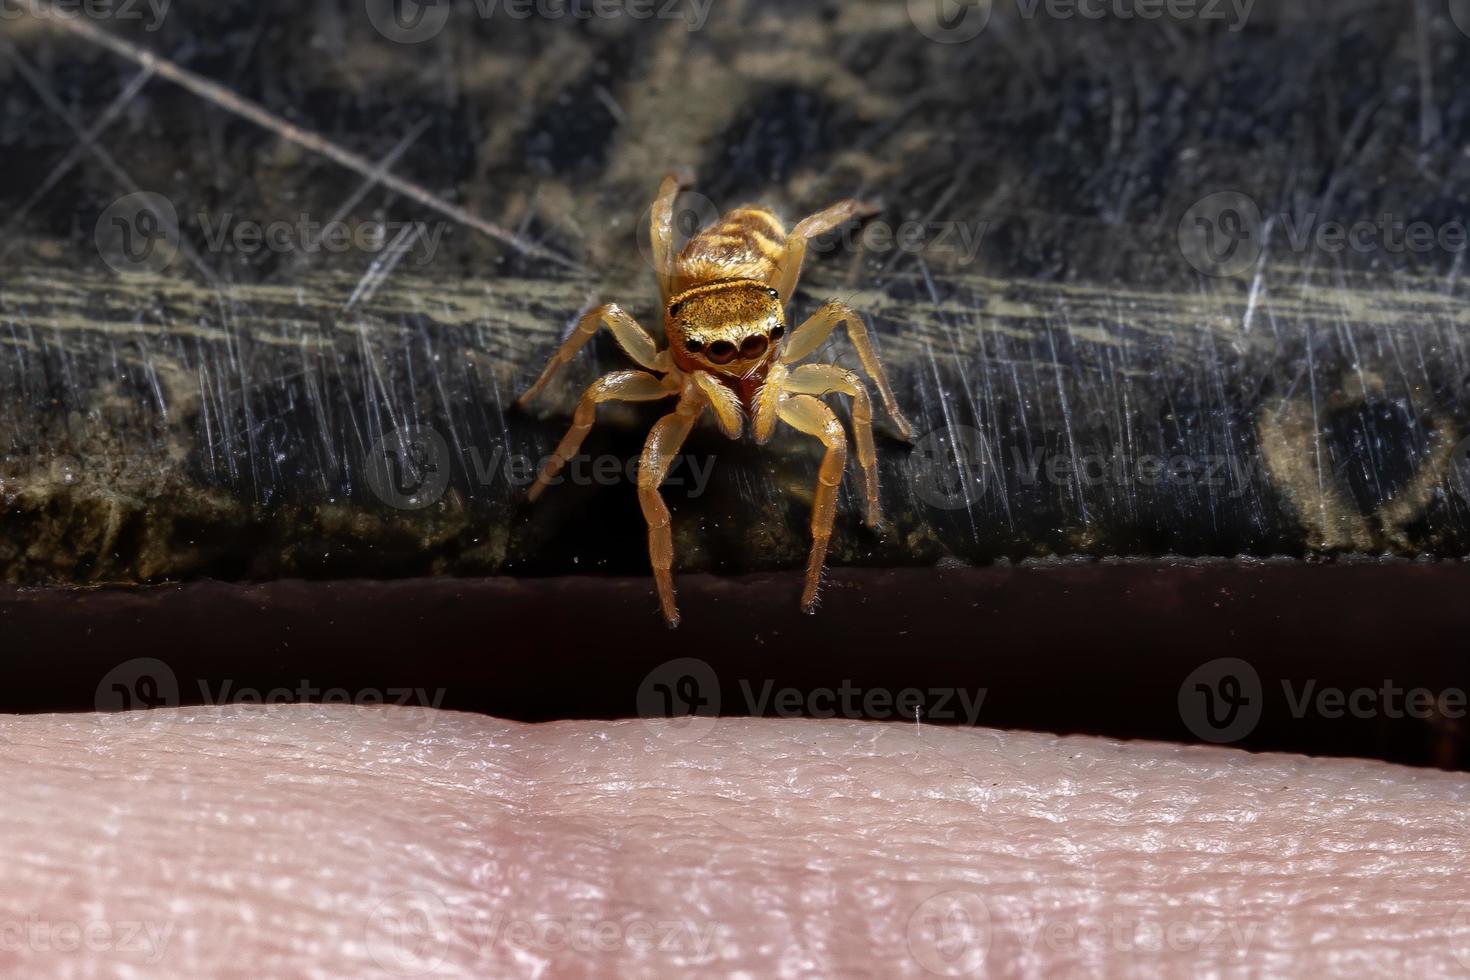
[3,706,1469,978]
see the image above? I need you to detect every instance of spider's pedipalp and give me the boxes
[692,371,744,439]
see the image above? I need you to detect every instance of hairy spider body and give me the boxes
[515,176,914,627]
[672,205,788,291]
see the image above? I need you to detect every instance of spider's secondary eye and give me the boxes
[669,300,686,318]
[771,325,785,340]
[707,340,737,364]
[685,337,704,352]
[766,287,780,299]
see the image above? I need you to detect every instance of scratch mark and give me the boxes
[30,5,580,271]
[0,62,155,261]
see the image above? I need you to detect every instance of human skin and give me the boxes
[2,706,1469,978]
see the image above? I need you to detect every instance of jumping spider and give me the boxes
[516,175,914,627]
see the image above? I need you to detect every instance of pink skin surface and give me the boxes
[3,706,1470,978]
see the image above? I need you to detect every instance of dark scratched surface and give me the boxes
[1,0,1469,762]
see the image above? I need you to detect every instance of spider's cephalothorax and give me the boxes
[667,278,785,398]
[515,176,914,627]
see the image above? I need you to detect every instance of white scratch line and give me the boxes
[30,5,579,270]
[343,223,419,313]
[0,35,218,284]
[305,116,434,258]
[0,62,155,259]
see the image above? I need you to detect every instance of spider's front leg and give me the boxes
[782,363,882,528]
[514,303,669,409]
[775,393,849,614]
[773,199,880,304]
[527,370,677,502]
[638,384,706,627]
[781,300,914,442]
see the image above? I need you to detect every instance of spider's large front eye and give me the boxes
[740,335,768,358]
[706,340,737,364]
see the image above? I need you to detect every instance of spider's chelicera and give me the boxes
[515,175,914,627]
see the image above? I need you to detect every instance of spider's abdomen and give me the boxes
[673,206,788,294]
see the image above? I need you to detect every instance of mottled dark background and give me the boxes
[1,0,1468,766]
